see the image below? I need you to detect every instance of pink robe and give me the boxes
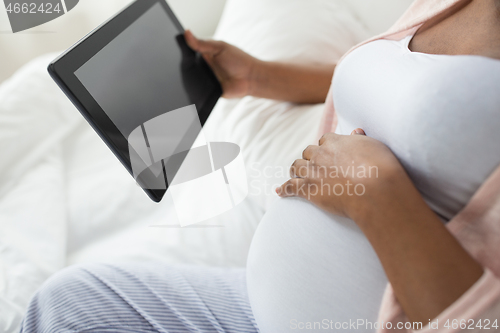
[319,1,500,331]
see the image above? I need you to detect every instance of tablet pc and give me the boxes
[48,0,222,203]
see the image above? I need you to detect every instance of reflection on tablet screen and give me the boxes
[74,2,217,188]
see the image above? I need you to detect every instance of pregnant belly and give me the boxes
[247,198,388,333]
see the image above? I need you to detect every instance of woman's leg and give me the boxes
[247,197,388,332]
[21,263,258,333]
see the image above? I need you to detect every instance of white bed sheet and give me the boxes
[0,55,265,332]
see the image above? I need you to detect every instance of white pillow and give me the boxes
[213,0,370,63]
[203,0,372,213]
[343,0,415,36]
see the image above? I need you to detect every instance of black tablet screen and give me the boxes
[74,2,215,139]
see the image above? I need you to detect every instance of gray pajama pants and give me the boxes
[20,263,259,333]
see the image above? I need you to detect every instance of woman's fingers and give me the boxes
[319,132,338,146]
[184,30,223,55]
[290,159,312,178]
[281,129,369,199]
[319,129,365,146]
[276,178,307,198]
[184,30,200,50]
[302,145,319,161]
[350,128,366,136]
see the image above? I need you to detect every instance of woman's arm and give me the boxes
[354,165,484,324]
[249,61,335,104]
[184,31,334,104]
[278,130,484,324]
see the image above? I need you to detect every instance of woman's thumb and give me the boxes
[350,128,366,136]
[184,30,220,54]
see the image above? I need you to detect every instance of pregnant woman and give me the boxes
[21,0,500,332]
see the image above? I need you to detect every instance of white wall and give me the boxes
[0,0,227,83]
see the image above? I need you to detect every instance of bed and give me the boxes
[0,0,412,331]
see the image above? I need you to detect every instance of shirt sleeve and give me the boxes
[377,270,500,333]
[417,269,500,333]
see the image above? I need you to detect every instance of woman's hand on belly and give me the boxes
[276,129,407,222]
[277,129,484,325]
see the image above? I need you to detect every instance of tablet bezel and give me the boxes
[48,0,222,202]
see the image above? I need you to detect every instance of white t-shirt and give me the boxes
[247,35,500,332]
[333,34,500,220]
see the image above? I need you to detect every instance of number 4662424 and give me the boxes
[5,3,62,14]
[444,319,499,330]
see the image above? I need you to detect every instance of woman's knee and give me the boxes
[31,265,88,303]
[21,264,107,331]
[37,264,104,300]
